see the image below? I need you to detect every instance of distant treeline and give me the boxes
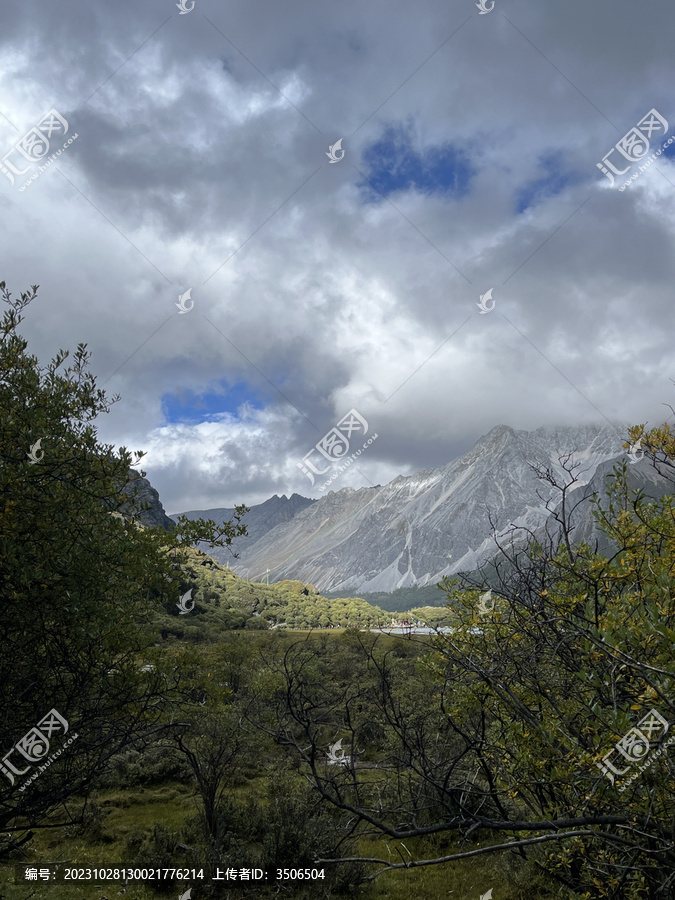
[323,582,452,612]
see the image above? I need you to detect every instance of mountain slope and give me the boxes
[543,454,674,555]
[117,468,176,531]
[230,424,633,593]
[171,493,316,566]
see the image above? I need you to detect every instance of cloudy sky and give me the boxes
[1,0,674,513]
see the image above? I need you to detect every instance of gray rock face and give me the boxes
[543,454,674,556]
[117,469,176,531]
[228,423,641,593]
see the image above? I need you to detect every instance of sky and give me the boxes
[1,0,674,513]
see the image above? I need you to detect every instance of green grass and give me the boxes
[1,783,197,900]
[1,780,565,900]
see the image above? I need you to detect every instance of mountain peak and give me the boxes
[486,423,515,437]
[229,422,634,593]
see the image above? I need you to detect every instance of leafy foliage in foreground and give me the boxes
[0,283,245,851]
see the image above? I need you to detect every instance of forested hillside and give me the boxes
[151,545,396,636]
[324,583,452,611]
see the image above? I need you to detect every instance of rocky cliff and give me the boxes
[116,468,176,531]
[223,423,647,593]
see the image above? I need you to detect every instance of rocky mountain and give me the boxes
[171,492,316,566]
[543,453,674,556]
[117,469,176,531]
[223,423,664,594]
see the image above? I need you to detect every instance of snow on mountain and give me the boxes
[230,423,633,593]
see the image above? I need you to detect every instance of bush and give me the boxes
[95,745,188,788]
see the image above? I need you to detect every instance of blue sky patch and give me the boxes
[162,380,264,424]
[359,123,475,202]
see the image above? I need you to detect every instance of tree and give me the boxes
[0,282,248,854]
[259,439,675,898]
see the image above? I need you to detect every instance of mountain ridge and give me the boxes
[171,492,316,565]
[171,422,673,595]
[218,422,646,592]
